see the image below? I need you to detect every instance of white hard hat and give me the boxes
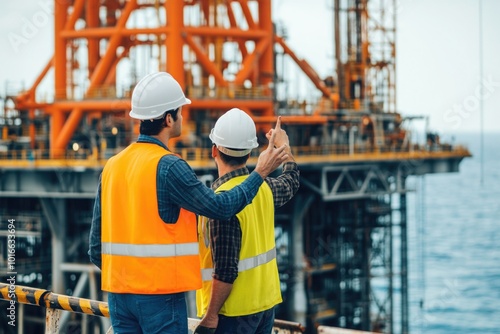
[129,72,191,120]
[209,108,259,157]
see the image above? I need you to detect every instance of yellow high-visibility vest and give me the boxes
[196,175,282,316]
[101,142,201,294]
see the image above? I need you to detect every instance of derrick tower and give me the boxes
[0,1,470,333]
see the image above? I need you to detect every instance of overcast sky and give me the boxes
[1,0,499,139]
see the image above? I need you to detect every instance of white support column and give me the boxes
[291,193,315,325]
[40,198,67,294]
[45,308,62,334]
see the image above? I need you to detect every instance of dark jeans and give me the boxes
[108,292,188,334]
[215,307,275,334]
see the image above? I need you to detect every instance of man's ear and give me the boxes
[211,145,217,159]
[164,113,171,127]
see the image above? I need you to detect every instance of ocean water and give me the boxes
[407,132,500,333]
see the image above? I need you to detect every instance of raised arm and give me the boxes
[159,157,260,220]
[159,118,291,221]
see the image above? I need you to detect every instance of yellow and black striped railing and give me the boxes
[0,283,309,333]
[0,282,109,318]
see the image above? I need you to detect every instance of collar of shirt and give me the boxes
[137,134,169,150]
[212,167,250,190]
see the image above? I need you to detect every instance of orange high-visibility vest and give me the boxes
[101,142,201,294]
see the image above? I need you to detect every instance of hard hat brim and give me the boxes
[216,145,253,157]
[129,97,191,120]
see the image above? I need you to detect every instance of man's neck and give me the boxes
[150,130,172,148]
[217,164,245,178]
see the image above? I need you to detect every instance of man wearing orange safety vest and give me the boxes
[194,109,299,334]
[88,72,289,334]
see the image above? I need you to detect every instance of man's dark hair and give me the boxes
[217,146,250,167]
[139,108,179,135]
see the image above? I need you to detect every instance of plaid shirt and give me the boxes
[209,162,300,283]
[88,135,263,269]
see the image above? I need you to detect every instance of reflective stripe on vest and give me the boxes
[103,242,199,257]
[201,247,276,281]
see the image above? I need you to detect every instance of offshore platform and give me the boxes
[0,0,469,333]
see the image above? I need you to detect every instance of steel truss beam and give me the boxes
[300,164,409,201]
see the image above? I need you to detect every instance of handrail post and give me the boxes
[18,303,24,334]
[45,308,62,334]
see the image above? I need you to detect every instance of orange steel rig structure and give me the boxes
[6,0,319,159]
[0,0,469,333]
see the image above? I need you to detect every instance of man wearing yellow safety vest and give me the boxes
[88,72,289,334]
[195,109,299,334]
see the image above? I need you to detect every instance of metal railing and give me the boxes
[188,85,272,100]
[0,283,305,334]
[0,143,471,169]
